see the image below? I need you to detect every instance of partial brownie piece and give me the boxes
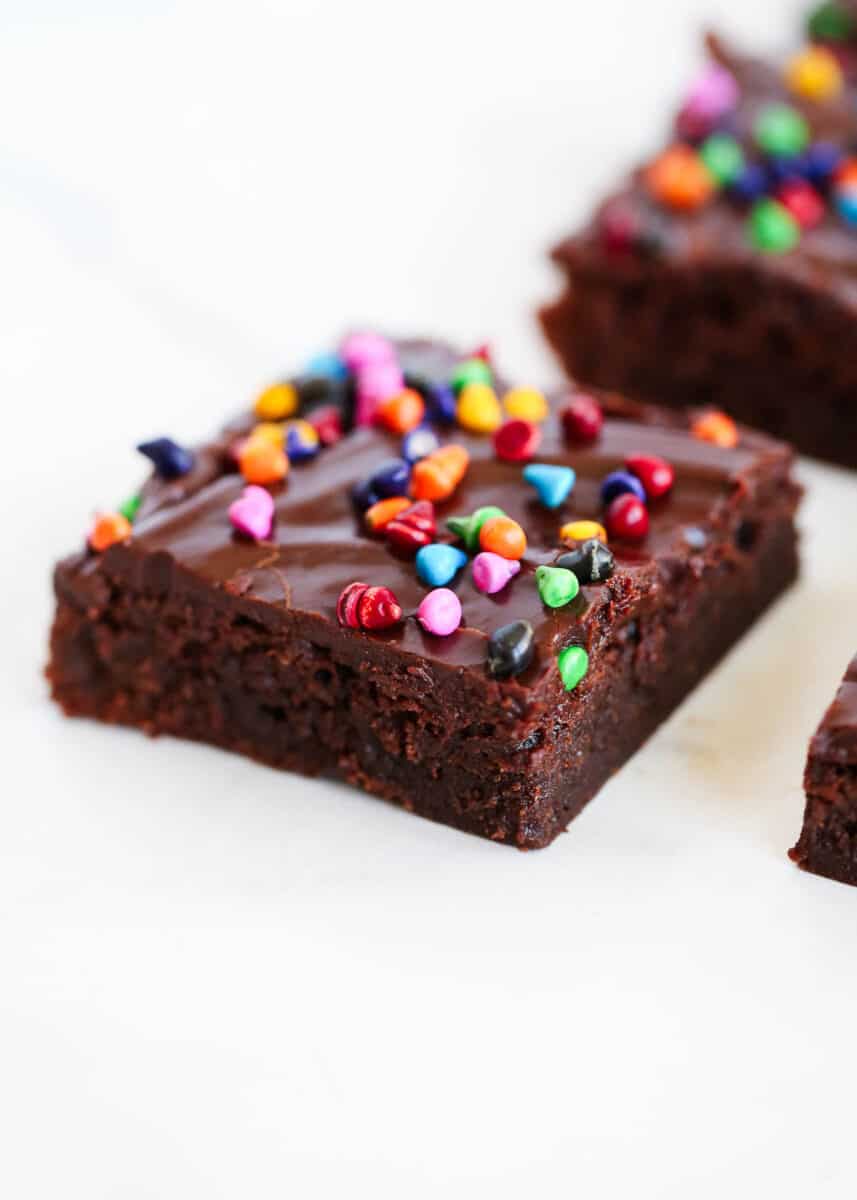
[541,9,857,469]
[791,656,857,884]
[48,337,801,848]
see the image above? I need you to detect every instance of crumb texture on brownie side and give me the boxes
[791,656,857,884]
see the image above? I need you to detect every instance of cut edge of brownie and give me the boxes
[790,657,857,885]
[540,250,857,470]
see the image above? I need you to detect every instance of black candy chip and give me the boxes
[295,373,354,417]
[486,620,535,679]
[556,538,615,585]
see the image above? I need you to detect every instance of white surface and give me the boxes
[2,1,856,1196]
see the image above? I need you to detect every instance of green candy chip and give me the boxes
[808,2,854,41]
[118,493,143,523]
[535,565,580,609]
[446,505,506,552]
[748,199,800,254]
[699,133,745,186]
[558,645,589,692]
[450,358,493,394]
[754,103,810,158]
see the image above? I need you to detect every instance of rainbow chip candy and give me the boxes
[283,418,320,462]
[834,159,857,225]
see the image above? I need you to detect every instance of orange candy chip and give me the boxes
[835,157,857,188]
[376,388,425,434]
[365,496,411,532]
[691,410,739,448]
[410,444,470,501]
[89,512,132,552]
[239,435,289,485]
[479,515,527,560]
[646,144,715,211]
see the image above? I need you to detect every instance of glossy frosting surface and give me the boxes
[71,342,785,680]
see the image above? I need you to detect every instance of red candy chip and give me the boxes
[493,418,542,463]
[337,581,369,627]
[309,405,343,446]
[561,393,603,444]
[600,203,639,255]
[625,453,675,499]
[398,499,436,534]
[386,520,433,552]
[385,499,436,554]
[605,493,649,541]
[777,181,825,231]
[357,585,403,630]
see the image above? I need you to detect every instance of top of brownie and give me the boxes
[60,336,794,694]
[554,4,857,301]
[811,656,857,763]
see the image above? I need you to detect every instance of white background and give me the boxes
[2,1,856,1196]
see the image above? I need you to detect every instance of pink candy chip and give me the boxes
[340,331,397,372]
[229,485,275,541]
[354,360,406,427]
[685,64,739,119]
[472,551,520,595]
[416,587,462,637]
[677,65,739,139]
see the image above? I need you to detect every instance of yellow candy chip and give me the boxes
[456,382,502,434]
[785,46,842,102]
[560,520,607,544]
[502,387,549,423]
[251,422,286,446]
[254,381,298,421]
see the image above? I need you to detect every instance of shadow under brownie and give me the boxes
[48,339,801,848]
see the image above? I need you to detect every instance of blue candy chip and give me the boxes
[600,470,646,506]
[522,463,576,509]
[351,479,379,511]
[402,426,440,463]
[137,437,195,481]
[285,426,319,462]
[835,187,857,226]
[370,457,411,498]
[304,351,349,381]
[729,162,768,202]
[425,382,457,425]
[415,543,468,588]
[767,155,809,187]
[804,141,843,185]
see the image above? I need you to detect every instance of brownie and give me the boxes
[540,13,857,469]
[47,338,801,848]
[790,656,857,884]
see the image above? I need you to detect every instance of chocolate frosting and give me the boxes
[556,34,857,310]
[63,341,792,687]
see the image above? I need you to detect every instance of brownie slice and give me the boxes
[540,17,857,469]
[48,339,801,848]
[791,656,857,884]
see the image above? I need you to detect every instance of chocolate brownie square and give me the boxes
[48,337,801,848]
[541,11,857,469]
